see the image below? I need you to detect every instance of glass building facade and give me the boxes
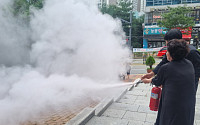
[144,1,200,48]
[144,8,200,26]
[146,0,200,7]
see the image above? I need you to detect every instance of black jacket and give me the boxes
[152,59,196,125]
[153,45,200,80]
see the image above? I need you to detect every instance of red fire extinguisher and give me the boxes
[149,86,162,111]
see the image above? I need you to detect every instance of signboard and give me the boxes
[153,15,161,18]
[175,27,192,39]
[192,27,200,39]
[144,28,167,35]
[133,47,162,52]
[192,27,200,33]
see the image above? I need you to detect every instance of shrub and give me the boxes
[146,56,155,69]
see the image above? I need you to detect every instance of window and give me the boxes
[146,0,200,6]
[146,0,153,6]
[157,42,162,47]
[145,12,153,24]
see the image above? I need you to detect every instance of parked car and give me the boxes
[157,46,167,58]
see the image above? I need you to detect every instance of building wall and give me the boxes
[108,0,117,5]
[97,0,117,8]
[132,0,139,11]
[98,0,145,13]
[146,0,200,7]
[143,2,200,48]
[131,0,145,12]
[140,0,145,12]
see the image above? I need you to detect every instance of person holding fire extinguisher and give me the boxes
[142,29,200,92]
[142,39,196,125]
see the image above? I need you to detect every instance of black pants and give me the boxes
[155,78,199,125]
[154,97,162,125]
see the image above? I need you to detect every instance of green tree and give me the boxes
[101,1,133,37]
[158,6,195,30]
[12,0,43,20]
[101,1,144,48]
[132,15,144,47]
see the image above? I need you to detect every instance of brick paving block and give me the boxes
[102,108,126,118]
[146,92,151,98]
[123,111,146,121]
[138,105,157,114]
[137,96,150,101]
[127,120,144,125]
[145,113,157,123]
[195,113,200,120]
[197,91,200,98]
[109,102,139,112]
[137,105,149,113]
[196,98,200,104]
[85,116,129,125]
[194,120,197,125]
[116,98,136,104]
[133,85,151,91]
[143,121,155,125]
[196,106,200,112]
[134,99,149,106]
[196,103,200,108]
[121,94,138,100]
[196,120,200,125]
[126,90,147,96]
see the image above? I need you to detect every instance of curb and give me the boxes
[65,107,95,125]
[65,85,134,125]
[128,85,134,91]
[94,97,114,116]
[114,88,128,102]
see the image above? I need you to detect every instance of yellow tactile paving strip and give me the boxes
[22,74,143,125]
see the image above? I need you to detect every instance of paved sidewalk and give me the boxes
[66,59,200,125]
[80,82,200,125]
[85,83,156,125]
[65,59,200,125]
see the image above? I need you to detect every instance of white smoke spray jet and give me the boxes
[0,0,131,124]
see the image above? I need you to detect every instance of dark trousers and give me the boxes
[155,78,199,125]
[154,97,162,125]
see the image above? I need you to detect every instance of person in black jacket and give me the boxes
[142,39,196,125]
[142,29,200,91]
[141,29,200,125]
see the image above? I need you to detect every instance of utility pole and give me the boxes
[129,10,132,49]
[119,10,133,49]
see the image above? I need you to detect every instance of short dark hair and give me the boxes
[167,39,189,61]
[164,29,182,41]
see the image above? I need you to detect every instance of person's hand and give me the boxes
[141,71,154,80]
[142,78,152,84]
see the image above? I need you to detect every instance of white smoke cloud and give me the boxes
[0,0,31,66]
[0,0,130,124]
[30,0,128,81]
